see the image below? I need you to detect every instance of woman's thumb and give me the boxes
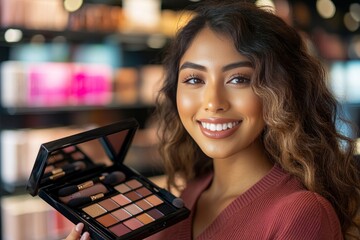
[65,223,86,240]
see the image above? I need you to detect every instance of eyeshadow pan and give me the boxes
[109,223,131,237]
[136,187,152,197]
[124,203,143,215]
[112,208,132,221]
[82,204,107,218]
[96,213,119,227]
[114,183,131,193]
[124,191,142,201]
[126,179,142,189]
[136,199,153,210]
[147,208,164,219]
[98,199,119,211]
[157,204,176,215]
[111,194,131,206]
[123,217,143,230]
[136,213,155,225]
[145,195,163,206]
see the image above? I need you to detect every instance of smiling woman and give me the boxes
[152,0,360,239]
[65,1,360,240]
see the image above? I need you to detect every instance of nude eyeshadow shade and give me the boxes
[114,184,131,193]
[82,204,107,218]
[98,199,119,211]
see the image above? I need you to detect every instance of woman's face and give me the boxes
[177,28,266,160]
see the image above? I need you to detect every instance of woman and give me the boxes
[67,1,360,239]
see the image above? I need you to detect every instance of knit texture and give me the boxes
[147,165,342,240]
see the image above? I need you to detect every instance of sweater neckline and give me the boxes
[195,164,288,239]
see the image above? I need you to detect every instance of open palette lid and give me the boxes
[27,118,139,196]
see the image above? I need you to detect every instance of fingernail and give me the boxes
[80,232,90,240]
[75,223,84,233]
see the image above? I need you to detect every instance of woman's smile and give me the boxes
[197,118,241,139]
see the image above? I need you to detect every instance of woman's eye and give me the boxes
[183,77,203,84]
[228,75,250,85]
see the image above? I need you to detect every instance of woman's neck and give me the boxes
[209,141,273,198]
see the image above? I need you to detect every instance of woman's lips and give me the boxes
[197,119,241,139]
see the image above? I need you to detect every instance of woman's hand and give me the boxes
[65,223,90,240]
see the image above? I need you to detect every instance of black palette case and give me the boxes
[27,118,190,240]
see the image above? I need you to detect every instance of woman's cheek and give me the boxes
[176,90,197,115]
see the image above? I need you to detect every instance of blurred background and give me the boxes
[0,0,359,239]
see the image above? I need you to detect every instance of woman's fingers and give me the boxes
[65,223,90,240]
[80,231,90,240]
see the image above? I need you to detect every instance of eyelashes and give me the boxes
[227,73,251,84]
[182,73,202,84]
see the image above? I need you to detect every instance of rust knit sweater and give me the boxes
[147,164,342,240]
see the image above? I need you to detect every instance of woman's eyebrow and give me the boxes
[179,62,206,71]
[179,61,253,72]
[222,61,253,72]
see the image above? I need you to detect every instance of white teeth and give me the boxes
[201,121,240,132]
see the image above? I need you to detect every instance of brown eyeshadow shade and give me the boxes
[126,179,142,189]
[82,204,107,218]
[109,223,131,237]
[136,213,155,225]
[124,204,142,215]
[123,218,143,230]
[114,183,131,193]
[112,208,132,221]
[98,199,119,211]
[147,208,164,219]
[96,213,119,227]
[136,187,152,197]
[145,195,163,206]
[111,194,131,206]
[135,199,153,210]
[124,191,142,201]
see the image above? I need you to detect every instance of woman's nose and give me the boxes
[203,84,229,112]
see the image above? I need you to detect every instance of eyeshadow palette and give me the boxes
[27,119,190,240]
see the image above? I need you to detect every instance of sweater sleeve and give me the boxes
[272,191,343,240]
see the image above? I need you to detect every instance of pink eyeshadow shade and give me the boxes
[111,194,131,206]
[123,218,143,230]
[63,145,76,153]
[96,213,119,227]
[112,208,132,221]
[109,223,131,237]
[125,179,142,189]
[114,183,131,193]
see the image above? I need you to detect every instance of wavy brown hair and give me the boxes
[155,0,360,238]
